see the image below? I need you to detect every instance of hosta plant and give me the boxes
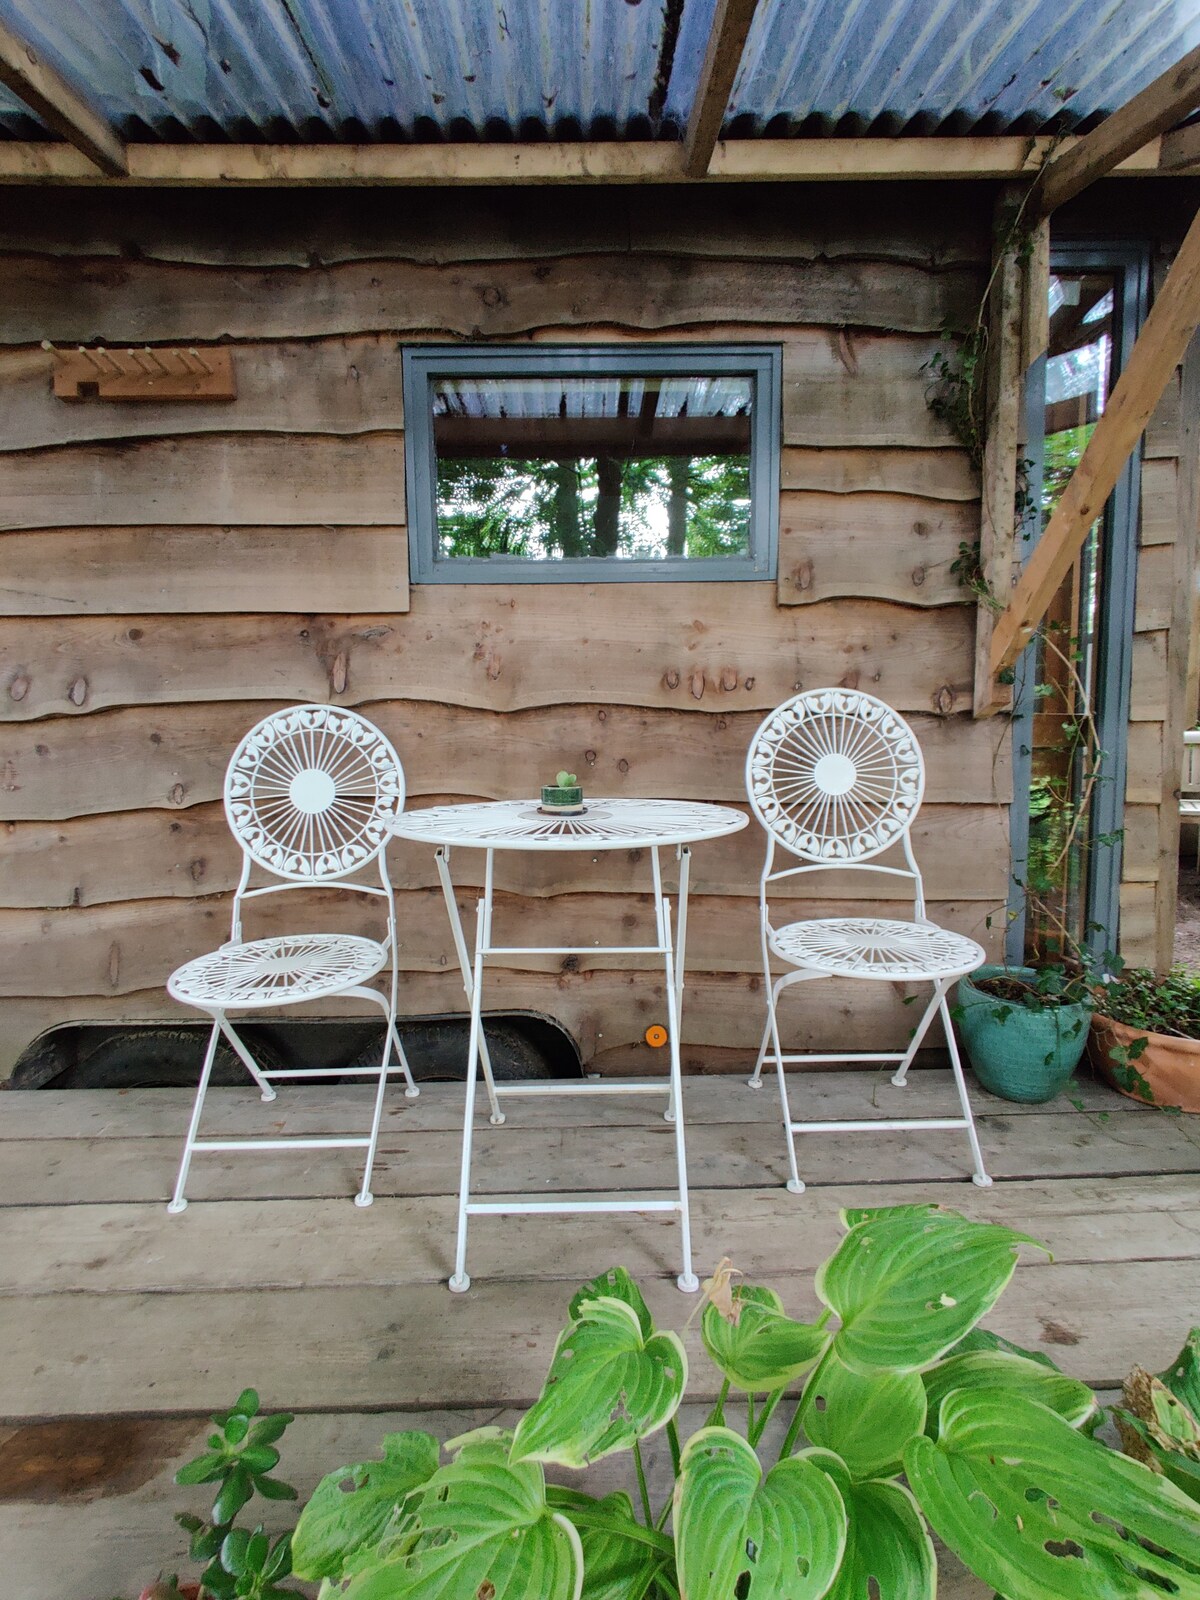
[1117,1326,1200,1504]
[291,1204,1200,1599]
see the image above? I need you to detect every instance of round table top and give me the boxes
[391,798,748,852]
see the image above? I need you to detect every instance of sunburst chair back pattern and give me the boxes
[745,688,924,865]
[225,704,405,882]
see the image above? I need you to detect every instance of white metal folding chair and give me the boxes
[745,688,992,1193]
[1181,731,1200,870]
[166,704,418,1213]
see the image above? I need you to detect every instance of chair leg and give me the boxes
[218,1017,277,1102]
[941,993,992,1187]
[387,1020,420,1099]
[168,1016,222,1214]
[764,976,804,1194]
[747,1010,772,1090]
[890,981,950,1087]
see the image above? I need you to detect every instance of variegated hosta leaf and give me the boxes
[674,1428,847,1600]
[817,1206,1046,1376]
[546,1488,674,1600]
[702,1285,830,1393]
[510,1297,687,1469]
[569,1267,653,1338]
[292,1430,439,1581]
[922,1351,1098,1432]
[905,1391,1200,1600]
[944,1325,1059,1369]
[343,1429,582,1600]
[1160,1327,1200,1418]
[800,1354,926,1480]
[808,1451,935,1600]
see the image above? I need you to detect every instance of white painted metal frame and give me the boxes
[391,799,747,1293]
[1181,731,1200,870]
[166,704,418,1214]
[745,689,992,1193]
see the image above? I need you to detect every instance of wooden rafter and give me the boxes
[683,0,762,179]
[0,134,1172,187]
[1033,41,1200,217]
[984,206,1200,706]
[0,19,125,176]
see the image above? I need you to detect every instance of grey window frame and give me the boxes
[402,343,781,584]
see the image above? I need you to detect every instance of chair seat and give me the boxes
[769,917,986,981]
[168,933,387,1011]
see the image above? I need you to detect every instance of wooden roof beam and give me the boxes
[0,19,125,176]
[683,0,763,179]
[1032,41,1200,217]
[0,135,1169,186]
[983,205,1200,709]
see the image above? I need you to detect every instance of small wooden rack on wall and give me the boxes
[44,341,237,402]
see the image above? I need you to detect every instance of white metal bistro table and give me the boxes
[391,798,748,1293]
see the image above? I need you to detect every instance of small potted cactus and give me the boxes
[541,769,584,814]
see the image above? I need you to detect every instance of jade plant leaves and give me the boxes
[342,1430,582,1600]
[801,1355,927,1480]
[905,1390,1200,1600]
[701,1285,829,1394]
[291,1430,439,1582]
[674,1427,847,1600]
[546,1488,674,1600]
[510,1297,686,1469]
[809,1452,935,1600]
[922,1350,1098,1433]
[817,1206,1046,1375]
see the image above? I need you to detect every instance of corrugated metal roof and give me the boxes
[1,0,1198,144]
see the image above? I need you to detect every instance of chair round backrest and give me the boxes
[745,688,924,862]
[224,704,405,880]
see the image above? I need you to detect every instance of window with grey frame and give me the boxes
[402,346,781,584]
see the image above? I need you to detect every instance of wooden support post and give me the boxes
[1020,218,1051,371]
[973,189,1024,715]
[1032,41,1200,217]
[0,20,125,176]
[1158,337,1200,972]
[986,207,1200,702]
[683,0,763,179]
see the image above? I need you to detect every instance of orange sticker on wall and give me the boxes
[644,1025,668,1048]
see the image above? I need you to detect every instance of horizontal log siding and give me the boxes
[0,191,1005,1075]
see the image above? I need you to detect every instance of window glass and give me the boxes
[404,348,779,583]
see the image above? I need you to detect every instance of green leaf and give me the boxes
[223,1414,250,1446]
[1117,1412,1200,1504]
[1159,1327,1200,1418]
[261,1533,292,1583]
[248,1414,294,1448]
[292,1431,440,1582]
[817,1206,1046,1375]
[212,1464,254,1527]
[568,1267,653,1339]
[701,1286,829,1394]
[808,1452,935,1600]
[673,1428,847,1599]
[221,1527,251,1578]
[175,1450,227,1485]
[801,1354,927,1479]
[244,1529,270,1574]
[343,1430,582,1600]
[230,1388,260,1419]
[906,1389,1200,1600]
[252,1473,297,1501]
[510,1297,686,1469]
[238,1444,280,1475]
[922,1351,1098,1432]
[546,1488,673,1600]
[947,1326,1058,1369]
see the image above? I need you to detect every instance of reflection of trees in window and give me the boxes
[436,454,751,561]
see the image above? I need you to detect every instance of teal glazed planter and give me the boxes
[956,964,1091,1104]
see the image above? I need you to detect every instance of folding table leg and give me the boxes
[663,901,699,1292]
[167,1014,222,1214]
[435,846,502,1124]
[449,908,487,1292]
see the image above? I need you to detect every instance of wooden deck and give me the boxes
[2,1070,1199,1599]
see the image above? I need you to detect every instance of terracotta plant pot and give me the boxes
[1088,1012,1200,1112]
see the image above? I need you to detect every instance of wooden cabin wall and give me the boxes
[0,185,1011,1078]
